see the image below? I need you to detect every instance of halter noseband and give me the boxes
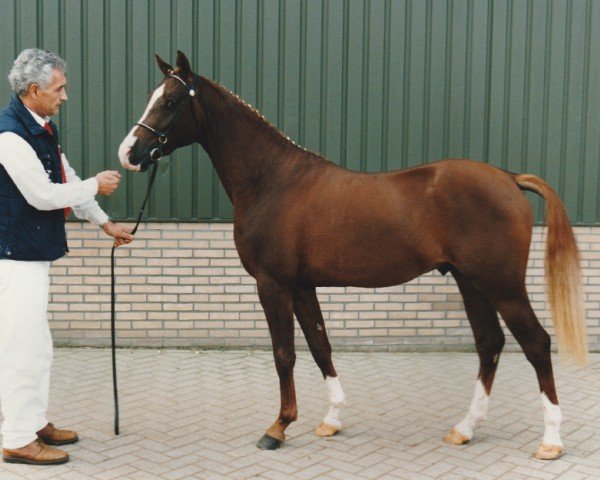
[136,73,196,162]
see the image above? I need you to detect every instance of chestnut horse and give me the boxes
[118,51,587,460]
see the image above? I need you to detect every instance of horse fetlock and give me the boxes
[323,406,343,427]
[451,410,483,443]
[266,425,286,442]
[284,412,298,424]
[452,419,475,440]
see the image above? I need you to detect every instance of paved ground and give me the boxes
[1,349,599,479]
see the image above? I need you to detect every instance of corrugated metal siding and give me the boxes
[0,0,598,224]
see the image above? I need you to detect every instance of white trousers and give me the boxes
[0,259,52,449]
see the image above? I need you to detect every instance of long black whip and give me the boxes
[110,160,159,435]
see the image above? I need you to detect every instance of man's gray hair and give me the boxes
[8,49,67,96]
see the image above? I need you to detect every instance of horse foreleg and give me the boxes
[256,278,297,450]
[293,287,346,437]
[445,271,504,446]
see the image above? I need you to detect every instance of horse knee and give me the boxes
[274,347,296,374]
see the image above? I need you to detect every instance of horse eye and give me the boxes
[167,100,175,108]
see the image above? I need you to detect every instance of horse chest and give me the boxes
[233,222,298,278]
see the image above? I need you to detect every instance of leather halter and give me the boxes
[135,73,196,162]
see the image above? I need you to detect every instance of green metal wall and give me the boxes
[1,0,599,224]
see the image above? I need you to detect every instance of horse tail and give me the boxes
[515,174,588,366]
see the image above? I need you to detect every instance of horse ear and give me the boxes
[176,50,192,77]
[155,54,173,77]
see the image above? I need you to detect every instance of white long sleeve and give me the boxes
[62,155,109,226]
[0,131,108,225]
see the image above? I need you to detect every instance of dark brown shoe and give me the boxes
[3,439,69,465]
[36,423,79,446]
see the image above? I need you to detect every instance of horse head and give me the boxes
[118,51,201,172]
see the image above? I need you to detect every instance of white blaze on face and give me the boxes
[118,84,166,171]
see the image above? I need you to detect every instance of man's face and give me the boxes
[27,69,68,117]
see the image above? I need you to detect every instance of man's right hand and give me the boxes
[95,170,121,195]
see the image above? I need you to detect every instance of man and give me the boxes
[0,49,133,465]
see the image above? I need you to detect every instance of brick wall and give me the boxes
[48,223,600,352]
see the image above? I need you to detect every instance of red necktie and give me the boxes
[43,122,71,219]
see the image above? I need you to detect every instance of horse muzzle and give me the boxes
[120,156,141,172]
[119,144,159,173]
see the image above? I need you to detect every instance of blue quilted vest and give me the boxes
[0,96,68,261]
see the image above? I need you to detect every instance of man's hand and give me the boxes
[102,221,134,247]
[96,170,121,195]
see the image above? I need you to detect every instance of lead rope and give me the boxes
[110,73,198,435]
[110,160,159,435]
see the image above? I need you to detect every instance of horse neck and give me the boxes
[195,77,298,204]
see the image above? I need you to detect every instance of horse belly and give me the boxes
[293,180,442,287]
[301,230,437,288]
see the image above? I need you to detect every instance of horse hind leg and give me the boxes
[293,286,346,438]
[445,270,505,446]
[493,292,563,460]
[255,277,298,450]
[460,263,564,460]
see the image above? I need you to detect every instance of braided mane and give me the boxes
[200,76,323,159]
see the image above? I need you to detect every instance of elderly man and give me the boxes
[0,49,132,465]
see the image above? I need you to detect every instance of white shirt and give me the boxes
[0,107,109,226]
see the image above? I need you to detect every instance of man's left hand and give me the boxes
[102,221,134,247]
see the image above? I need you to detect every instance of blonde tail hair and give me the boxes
[515,174,588,366]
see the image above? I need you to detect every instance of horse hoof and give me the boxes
[256,433,284,450]
[444,427,470,445]
[315,422,340,437]
[534,443,563,460]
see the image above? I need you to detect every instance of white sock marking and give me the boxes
[541,393,563,447]
[322,376,346,428]
[454,379,489,439]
